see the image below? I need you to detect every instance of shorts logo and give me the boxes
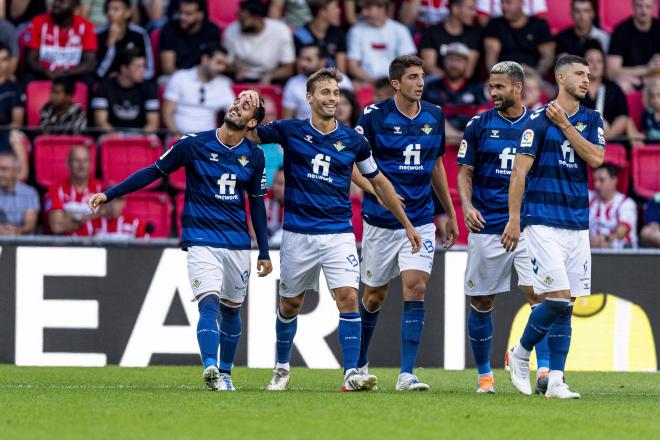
[520,129,534,148]
[366,270,373,279]
[192,279,201,289]
[467,280,475,289]
[422,239,434,253]
[241,270,249,284]
[422,123,433,135]
[458,139,468,158]
[544,275,554,286]
[531,257,539,274]
[238,155,249,166]
[279,282,287,290]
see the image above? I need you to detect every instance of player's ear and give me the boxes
[247,119,257,130]
[306,92,313,104]
[390,79,399,92]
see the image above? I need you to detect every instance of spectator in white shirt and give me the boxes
[162,43,235,136]
[222,0,296,84]
[589,164,638,249]
[347,0,417,84]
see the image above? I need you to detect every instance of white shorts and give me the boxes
[187,246,251,303]
[279,230,360,297]
[464,232,533,296]
[524,225,591,297]
[360,222,436,287]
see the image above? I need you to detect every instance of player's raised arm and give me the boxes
[431,156,459,248]
[546,100,605,168]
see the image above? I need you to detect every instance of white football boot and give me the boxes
[218,373,235,391]
[506,346,532,395]
[545,382,581,399]
[266,368,290,391]
[203,366,220,391]
[342,369,378,392]
[396,373,430,391]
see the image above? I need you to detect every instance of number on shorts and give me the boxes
[346,254,359,267]
[423,239,434,253]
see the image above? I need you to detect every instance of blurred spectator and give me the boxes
[476,0,546,27]
[607,0,660,93]
[640,194,660,247]
[0,43,27,180]
[293,0,347,72]
[159,0,220,75]
[0,150,39,236]
[0,18,18,75]
[347,0,416,84]
[24,0,98,82]
[162,43,234,136]
[483,0,554,77]
[521,66,545,111]
[420,0,480,80]
[373,76,394,101]
[44,145,103,235]
[399,0,449,30]
[92,48,159,134]
[259,95,284,186]
[81,0,137,27]
[223,0,296,84]
[554,0,610,57]
[264,167,285,246]
[269,0,312,28]
[589,164,638,249]
[336,88,360,126]
[423,42,487,135]
[642,78,660,142]
[6,0,47,26]
[96,0,154,80]
[80,196,146,238]
[39,77,87,134]
[282,44,352,120]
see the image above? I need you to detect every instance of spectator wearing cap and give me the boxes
[554,0,610,58]
[269,0,312,28]
[640,194,660,247]
[92,48,160,135]
[96,0,154,80]
[347,0,416,84]
[162,44,235,137]
[293,0,348,73]
[423,42,488,137]
[222,0,296,84]
[589,164,638,249]
[0,150,39,236]
[607,0,660,93]
[399,0,450,30]
[483,0,554,77]
[159,0,221,75]
[476,0,547,27]
[420,0,481,80]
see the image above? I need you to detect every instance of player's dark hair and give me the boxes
[308,0,336,18]
[201,42,228,59]
[306,67,343,94]
[239,0,268,17]
[251,98,266,127]
[299,43,328,60]
[118,47,145,69]
[595,164,619,178]
[554,55,589,75]
[490,61,525,84]
[180,0,207,13]
[104,0,131,13]
[389,55,424,82]
[53,77,76,96]
[0,43,10,56]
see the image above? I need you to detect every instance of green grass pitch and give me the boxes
[1,365,658,439]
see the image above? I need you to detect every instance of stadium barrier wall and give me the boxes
[0,243,658,371]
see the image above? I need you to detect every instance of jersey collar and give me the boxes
[215,129,243,150]
[392,98,421,120]
[496,106,527,124]
[308,118,338,136]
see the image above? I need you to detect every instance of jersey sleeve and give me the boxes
[155,137,191,174]
[618,198,637,232]
[355,110,375,145]
[457,115,480,167]
[355,135,379,178]
[588,111,606,149]
[45,183,63,212]
[81,21,98,51]
[517,112,546,157]
[256,120,287,146]
[248,148,267,197]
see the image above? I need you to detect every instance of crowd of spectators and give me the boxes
[0,0,659,247]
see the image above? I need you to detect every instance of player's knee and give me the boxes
[279,296,303,318]
[470,295,494,312]
[404,280,427,301]
[219,301,241,317]
[363,287,386,311]
[334,288,359,312]
[198,294,220,318]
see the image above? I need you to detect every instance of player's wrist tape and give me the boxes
[561,123,572,130]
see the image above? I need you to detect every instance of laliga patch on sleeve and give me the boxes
[458,139,468,158]
[597,127,605,146]
[520,129,534,148]
[355,125,364,135]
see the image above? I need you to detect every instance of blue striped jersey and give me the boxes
[457,107,531,234]
[518,105,605,230]
[155,130,266,249]
[356,99,445,229]
[256,119,379,234]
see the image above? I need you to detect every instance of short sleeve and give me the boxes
[419,26,436,50]
[12,83,25,108]
[517,111,545,157]
[163,73,182,102]
[143,83,160,112]
[606,83,628,121]
[607,25,626,56]
[346,26,361,61]
[155,137,190,174]
[82,21,98,51]
[248,148,267,197]
[587,112,606,148]
[535,19,553,45]
[159,23,176,51]
[483,19,501,39]
[335,29,347,53]
[26,186,40,212]
[26,19,41,50]
[279,29,296,64]
[645,201,660,224]
[256,120,287,146]
[619,198,637,230]
[475,0,491,15]
[396,24,417,56]
[282,81,297,110]
[45,184,64,212]
[355,110,375,145]
[355,135,379,178]
[91,81,109,109]
[457,115,480,166]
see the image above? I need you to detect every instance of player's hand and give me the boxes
[545,100,570,129]
[88,193,107,214]
[257,259,273,277]
[239,90,261,108]
[501,220,520,252]
[463,206,486,232]
[406,226,422,254]
[443,214,459,249]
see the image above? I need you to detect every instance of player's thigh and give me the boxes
[360,222,401,287]
[564,229,591,297]
[187,246,224,301]
[513,233,534,288]
[279,231,321,297]
[525,225,571,295]
[398,222,436,280]
[464,232,515,296]
[219,249,252,304]
[320,232,360,292]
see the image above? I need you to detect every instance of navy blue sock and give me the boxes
[401,301,425,374]
[531,304,550,371]
[339,312,361,372]
[357,300,380,368]
[196,295,220,369]
[520,299,570,352]
[548,304,573,372]
[275,308,297,366]
[467,306,493,375]
[218,303,242,374]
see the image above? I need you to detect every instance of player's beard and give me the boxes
[566,82,587,101]
[223,115,247,130]
[314,101,336,120]
[493,94,514,111]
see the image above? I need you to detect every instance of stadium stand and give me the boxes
[26,81,89,127]
[33,135,96,189]
[545,0,573,34]
[626,91,644,130]
[100,136,163,190]
[166,137,186,191]
[356,85,375,109]
[209,0,240,30]
[124,191,172,238]
[588,144,629,193]
[599,1,659,33]
[632,146,660,199]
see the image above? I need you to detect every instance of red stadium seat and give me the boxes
[166,136,186,190]
[443,143,460,191]
[175,192,185,237]
[100,136,163,189]
[33,135,96,188]
[626,91,644,130]
[26,81,89,127]
[124,191,172,238]
[599,1,659,33]
[209,0,239,30]
[587,144,629,193]
[356,86,375,110]
[546,0,573,34]
[150,28,161,75]
[231,83,283,119]
[632,146,660,199]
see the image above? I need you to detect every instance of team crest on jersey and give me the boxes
[544,276,554,286]
[458,139,468,158]
[422,123,433,135]
[210,153,219,162]
[575,122,587,132]
[334,141,346,151]
[238,155,250,166]
[521,129,534,147]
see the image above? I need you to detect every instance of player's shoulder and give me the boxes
[337,120,366,143]
[361,99,390,118]
[465,109,492,130]
[176,130,214,147]
[527,105,549,124]
[419,99,445,120]
[579,105,603,122]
